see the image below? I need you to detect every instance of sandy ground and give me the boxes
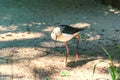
[0,0,120,80]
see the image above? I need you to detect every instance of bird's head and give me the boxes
[51,27,61,40]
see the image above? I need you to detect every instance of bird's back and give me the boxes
[60,25,86,34]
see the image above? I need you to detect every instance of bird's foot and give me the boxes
[63,67,71,70]
[63,64,71,70]
[63,63,67,69]
[75,53,79,62]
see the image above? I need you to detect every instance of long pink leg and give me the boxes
[75,36,80,62]
[64,42,69,69]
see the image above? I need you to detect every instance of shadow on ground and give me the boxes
[0,0,120,80]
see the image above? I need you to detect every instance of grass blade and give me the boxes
[101,46,116,80]
[108,67,115,80]
[92,60,104,80]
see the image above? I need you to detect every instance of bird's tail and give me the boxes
[78,27,86,31]
[60,24,88,31]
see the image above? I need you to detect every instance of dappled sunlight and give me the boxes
[87,34,101,41]
[31,22,45,25]
[69,22,101,41]
[42,26,54,32]
[0,53,66,80]
[0,23,45,41]
[104,6,120,16]
[2,16,11,20]
[0,25,18,32]
[0,0,120,80]
[0,47,47,60]
[0,32,44,41]
[31,55,64,69]
[0,54,114,80]
[108,8,120,14]
[2,14,12,20]
[0,63,34,80]
[0,64,13,75]
[21,22,46,27]
[40,41,63,48]
[0,26,8,31]
[15,47,47,58]
[70,22,91,28]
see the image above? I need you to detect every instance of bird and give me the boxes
[51,24,89,69]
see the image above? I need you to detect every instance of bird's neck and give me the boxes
[56,32,62,37]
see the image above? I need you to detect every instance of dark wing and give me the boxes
[60,25,86,34]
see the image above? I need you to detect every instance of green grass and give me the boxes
[60,70,70,76]
[93,46,120,80]
[46,77,51,80]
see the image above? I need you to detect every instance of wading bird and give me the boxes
[51,24,89,69]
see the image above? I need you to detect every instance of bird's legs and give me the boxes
[64,42,69,69]
[75,35,80,62]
